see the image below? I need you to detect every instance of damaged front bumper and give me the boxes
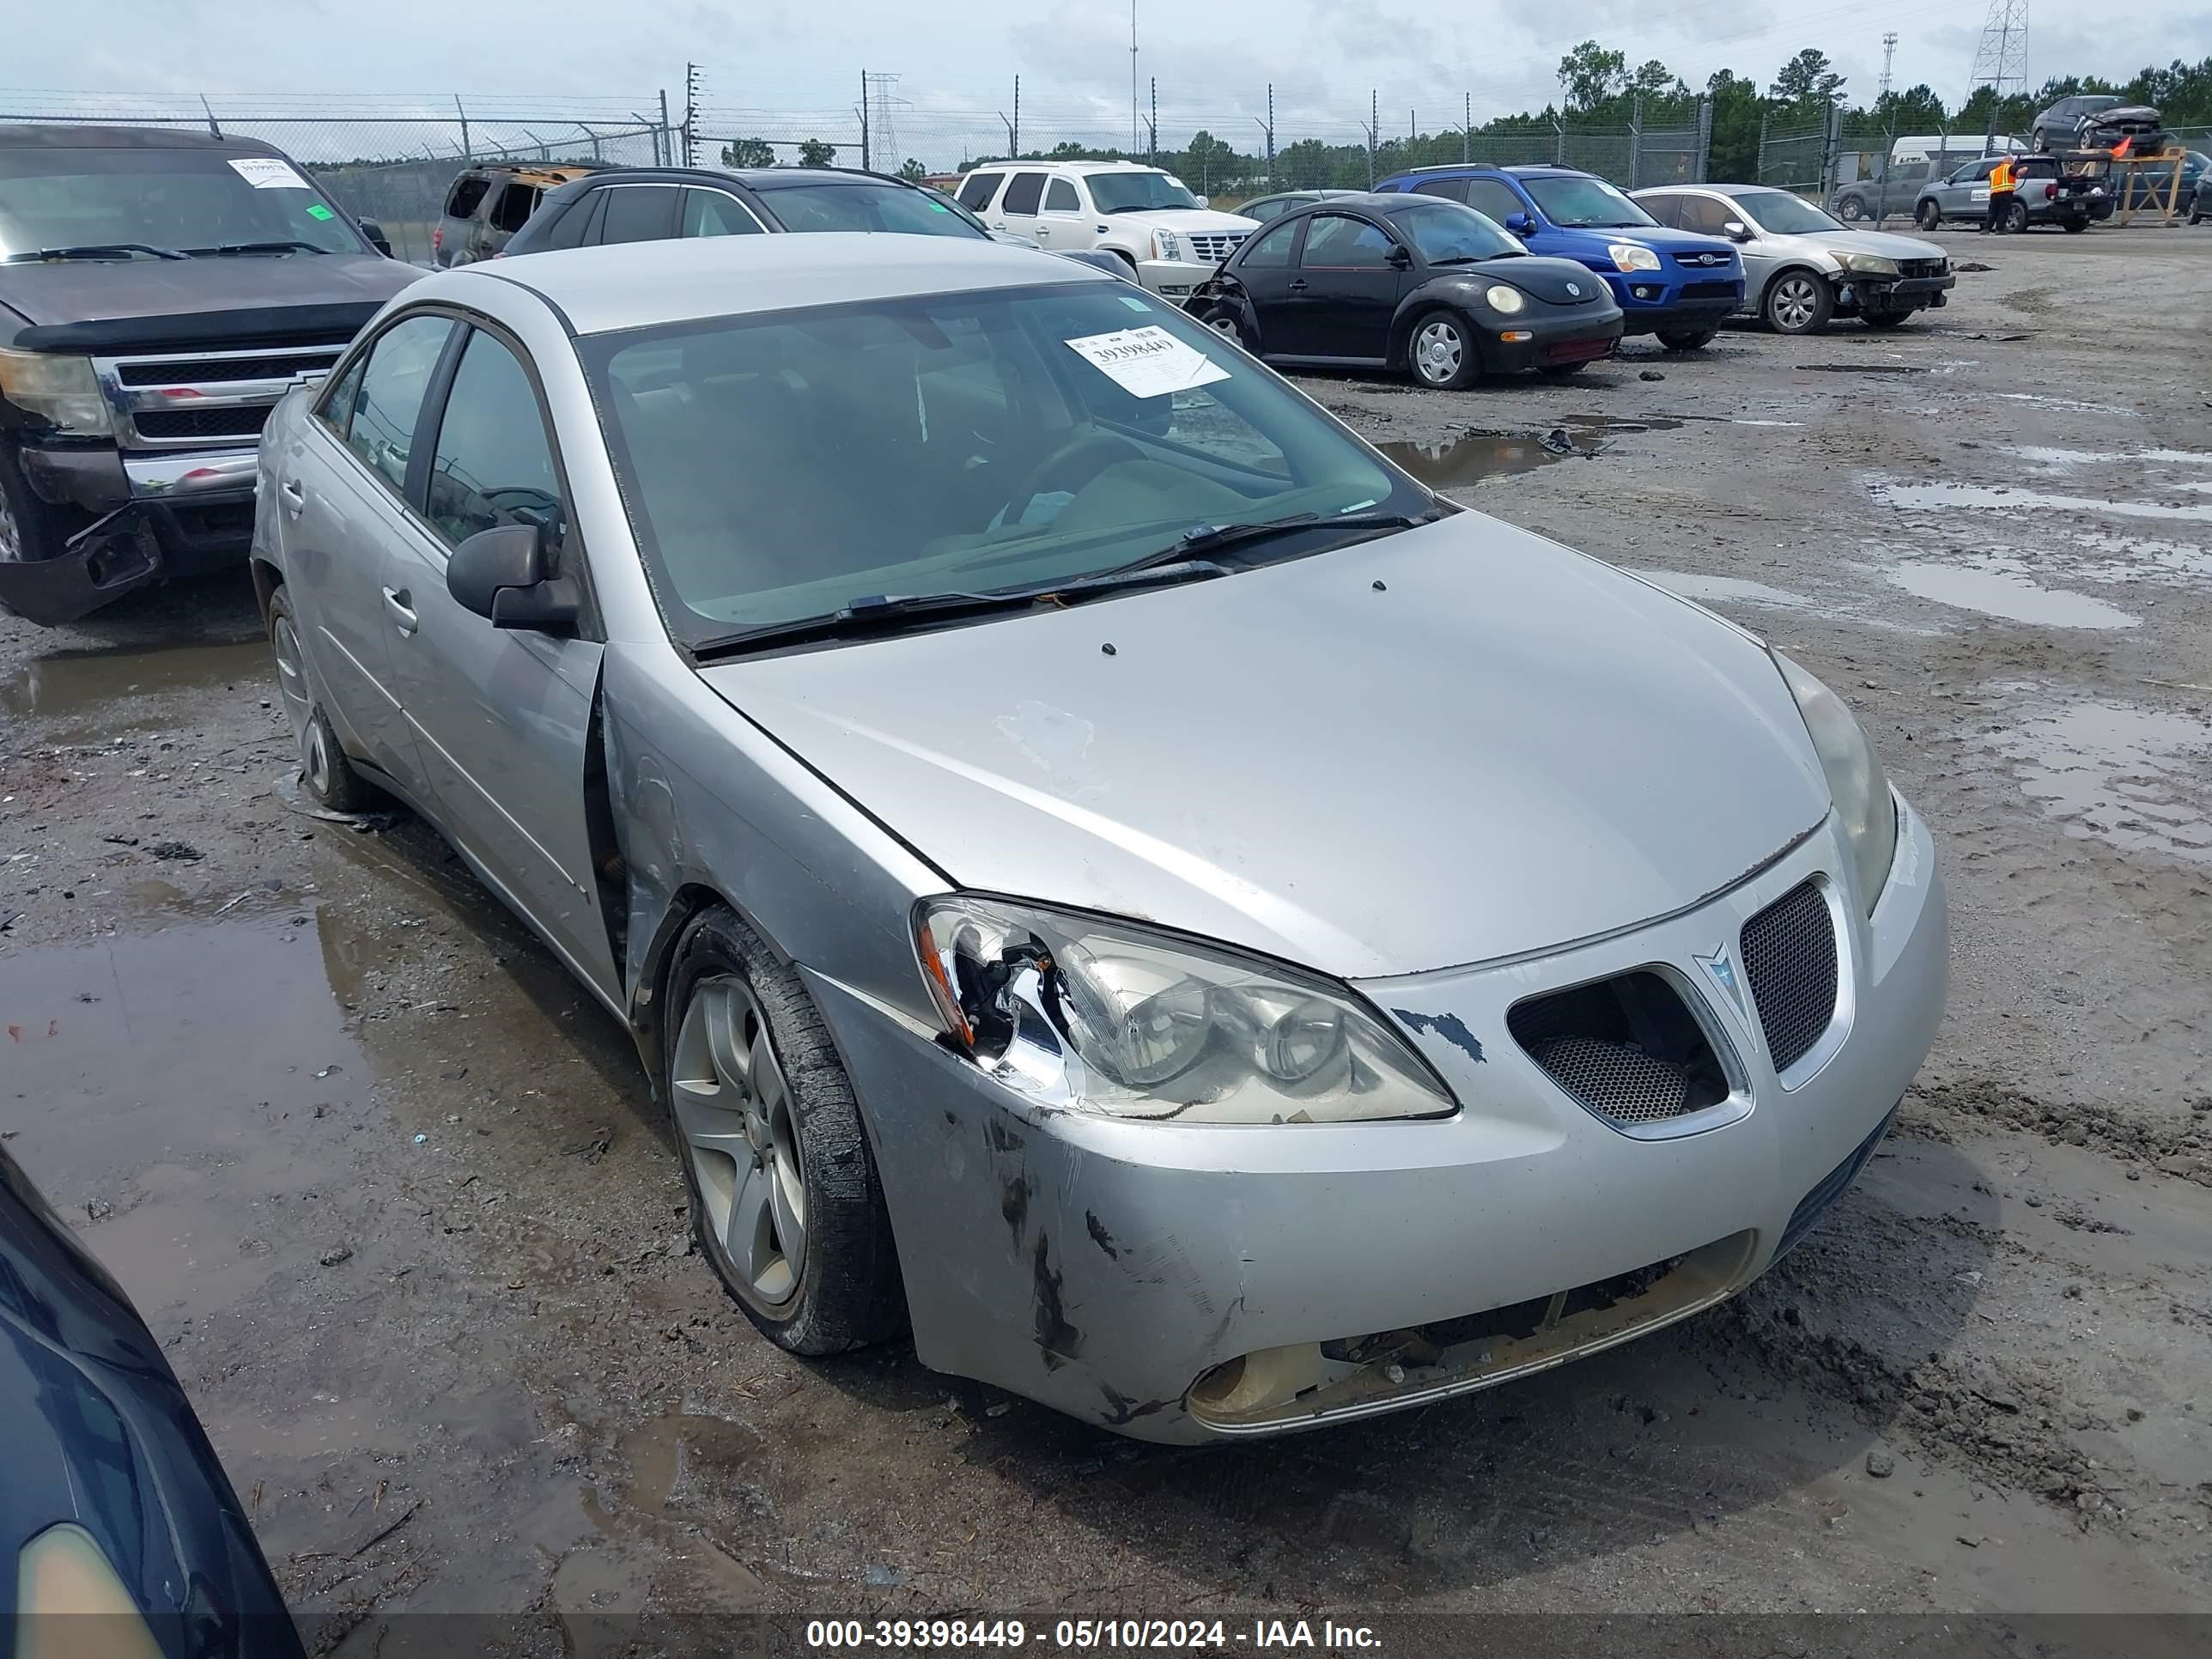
[0,446,258,625]
[807,799,1948,1443]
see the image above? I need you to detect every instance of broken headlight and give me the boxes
[1771,651,1898,915]
[914,897,1456,1124]
[0,347,112,436]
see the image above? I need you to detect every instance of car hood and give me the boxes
[1476,254,1615,305]
[697,514,1830,980]
[1116,208,1257,234]
[2083,105,2161,125]
[1551,224,1735,258]
[1795,228,1943,260]
[1,252,417,347]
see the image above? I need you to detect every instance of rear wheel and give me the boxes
[269,586,375,813]
[1915,198,1942,231]
[2061,216,2089,234]
[2003,199,2031,234]
[1406,310,1481,390]
[1656,329,1717,351]
[1835,194,1867,222]
[1762,270,1833,335]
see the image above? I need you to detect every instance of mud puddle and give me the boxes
[1381,416,1681,486]
[1804,363,1927,375]
[1,637,270,745]
[1887,561,2142,629]
[1873,479,2212,525]
[1982,699,2212,864]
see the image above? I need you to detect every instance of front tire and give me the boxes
[1915,199,1942,231]
[664,905,902,1356]
[1763,270,1834,335]
[1406,310,1481,389]
[1836,195,1867,222]
[1199,305,1250,349]
[2003,199,2031,234]
[0,438,80,571]
[2061,216,2088,234]
[1656,329,1717,351]
[269,586,377,814]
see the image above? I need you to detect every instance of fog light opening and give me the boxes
[1188,1342,1326,1416]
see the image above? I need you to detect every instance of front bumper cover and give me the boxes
[811,797,1948,1442]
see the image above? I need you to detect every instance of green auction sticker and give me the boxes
[305,204,337,222]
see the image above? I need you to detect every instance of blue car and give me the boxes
[1373,165,1744,349]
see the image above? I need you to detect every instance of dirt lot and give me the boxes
[3,227,2209,1651]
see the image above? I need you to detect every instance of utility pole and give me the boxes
[860,70,870,172]
[1369,88,1378,185]
[683,63,701,167]
[1967,0,2029,146]
[1150,76,1157,166]
[1463,91,1471,164]
[1129,2,1140,155]
[1879,33,1899,101]
[658,89,671,167]
[1013,75,1020,159]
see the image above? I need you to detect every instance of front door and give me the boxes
[1281,212,1407,360]
[380,323,619,1005]
[1680,192,1770,295]
[277,313,454,793]
[1226,216,1302,353]
[1036,174,1088,251]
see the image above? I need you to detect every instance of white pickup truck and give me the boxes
[951,160,1258,295]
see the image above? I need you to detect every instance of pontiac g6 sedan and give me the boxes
[254,234,1947,1441]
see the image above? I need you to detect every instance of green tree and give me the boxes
[796,137,838,168]
[1772,48,1846,105]
[1870,84,1948,132]
[1558,41,1629,114]
[720,137,775,167]
[1630,59,1678,97]
[1176,129,1240,192]
[896,157,927,181]
[1705,68,1765,182]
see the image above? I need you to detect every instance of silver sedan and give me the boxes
[253,234,1948,1441]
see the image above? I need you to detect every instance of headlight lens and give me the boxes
[914,897,1456,1123]
[0,347,112,436]
[1483,283,1527,313]
[1151,228,1182,262]
[1772,652,1898,914]
[1838,252,1900,275]
[1607,242,1661,272]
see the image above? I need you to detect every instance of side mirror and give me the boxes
[1504,211,1534,235]
[447,521,581,631]
[358,218,393,258]
[1723,220,1753,241]
[1194,194,1211,209]
[1385,243,1413,269]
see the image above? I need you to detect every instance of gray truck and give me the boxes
[1911,154,2113,233]
[1,125,417,624]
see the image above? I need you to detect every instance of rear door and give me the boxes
[955,171,1006,216]
[1280,211,1407,360]
[276,312,454,793]
[595,184,680,246]
[380,322,619,1002]
[680,186,769,237]
[994,170,1048,240]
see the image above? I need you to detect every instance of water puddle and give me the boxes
[1886,562,2140,629]
[1984,701,2212,863]
[1804,364,1926,375]
[1674,414,1808,428]
[2007,446,2212,471]
[0,637,270,745]
[1381,416,1682,487]
[1872,480,2212,525]
[1991,392,2138,418]
[1625,569,1813,609]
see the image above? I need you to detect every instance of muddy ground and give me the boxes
[3,227,2209,1651]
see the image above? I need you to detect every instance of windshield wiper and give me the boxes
[185,240,329,256]
[3,242,190,263]
[690,558,1230,659]
[1164,510,1431,561]
[1426,253,1512,266]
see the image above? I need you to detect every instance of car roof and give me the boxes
[0,123,287,156]
[479,231,1108,337]
[542,165,914,192]
[1394,164,1583,179]
[973,160,1168,175]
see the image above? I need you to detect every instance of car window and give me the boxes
[585,283,1419,641]
[445,177,491,219]
[1299,213,1395,267]
[542,194,594,250]
[424,329,565,555]
[1385,200,1521,263]
[599,185,678,245]
[1637,193,1682,227]
[491,183,539,234]
[957,172,1002,211]
[1241,196,1285,221]
[1412,177,1470,204]
[1463,179,1528,224]
[753,181,983,238]
[1044,178,1080,212]
[1237,218,1298,267]
[1001,173,1047,215]
[1676,194,1736,235]
[1521,173,1655,228]
[682,189,765,236]
[339,314,453,497]
[316,354,368,441]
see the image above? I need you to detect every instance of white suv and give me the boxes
[952,160,1258,295]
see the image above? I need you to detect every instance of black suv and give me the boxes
[1,125,416,623]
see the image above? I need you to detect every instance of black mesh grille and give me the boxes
[1508,971,1729,1129]
[118,350,343,386]
[1680,279,1739,299]
[131,405,272,441]
[1740,881,1839,1073]
[1898,258,1947,280]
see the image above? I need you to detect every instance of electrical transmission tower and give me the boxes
[1967,0,2029,106]
[864,71,905,170]
[1879,33,1899,100]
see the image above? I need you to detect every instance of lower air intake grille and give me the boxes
[1508,970,1729,1130]
[1680,279,1738,300]
[131,405,272,441]
[1740,880,1839,1073]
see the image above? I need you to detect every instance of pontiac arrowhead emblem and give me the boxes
[1696,945,1749,1023]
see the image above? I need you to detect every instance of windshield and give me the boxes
[1521,174,1656,229]
[1384,199,1522,263]
[1088,172,1201,214]
[753,180,987,238]
[583,282,1423,643]
[1734,191,1844,234]
[0,146,367,259]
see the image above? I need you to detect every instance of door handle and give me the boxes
[278,478,306,520]
[1287,278,1309,292]
[382,586,419,635]
[1034,226,1051,238]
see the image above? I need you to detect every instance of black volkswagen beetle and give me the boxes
[1185,192,1624,387]
[1,1145,301,1659]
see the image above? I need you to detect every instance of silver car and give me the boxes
[1635,183,1954,335]
[254,234,1948,1442]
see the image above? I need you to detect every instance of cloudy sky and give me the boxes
[9,1,2203,132]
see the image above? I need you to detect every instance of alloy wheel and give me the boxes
[270,613,315,758]
[1413,319,1463,384]
[1206,313,1241,338]
[1770,276,1820,332]
[671,975,808,1310]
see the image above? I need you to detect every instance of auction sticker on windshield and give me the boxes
[228,157,313,190]
[1066,326,1231,399]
